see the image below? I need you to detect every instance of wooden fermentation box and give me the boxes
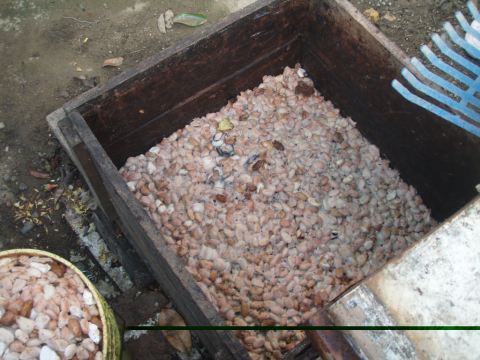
[47,0,480,358]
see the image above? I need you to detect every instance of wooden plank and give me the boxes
[50,2,480,360]
[105,38,300,167]
[66,110,250,360]
[92,210,155,289]
[303,0,480,220]
[63,0,307,150]
[299,47,445,219]
[47,110,118,223]
[281,339,319,360]
[306,311,362,360]
[307,196,480,359]
[70,140,119,223]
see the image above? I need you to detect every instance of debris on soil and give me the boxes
[173,13,208,27]
[63,16,99,29]
[0,186,14,205]
[60,171,76,186]
[44,184,58,192]
[102,57,124,67]
[158,13,166,34]
[18,183,28,191]
[50,155,59,170]
[165,10,174,29]
[158,309,192,354]
[73,76,99,88]
[363,8,379,24]
[0,122,4,130]
[383,12,397,21]
[20,220,34,234]
[13,193,54,226]
[65,205,134,293]
[53,184,65,205]
[28,167,50,179]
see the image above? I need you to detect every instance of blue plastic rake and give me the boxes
[392,0,480,137]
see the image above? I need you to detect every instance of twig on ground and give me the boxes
[63,16,99,28]
[129,48,146,54]
[436,0,449,8]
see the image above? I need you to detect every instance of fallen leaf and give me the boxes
[98,252,108,264]
[383,12,396,21]
[158,13,166,34]
[363,8,379,24]
[158,309,192,354]
[59,171,76,186]
[50,156,59,169]
[76,67,83,72]
[73,76,98,88]
[218,118,234,131]
[44,184,58,192]
[53,185,65,205]
[173,13,207,27]
[29,167,50,179]
[102,57,124,67]
[165,10,174,29]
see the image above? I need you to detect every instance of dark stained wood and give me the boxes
[67,110,250,360]
[63,0,307,150]
[92,210,156,289]
[57,118,118,223]
[303,0,480,220]
[281,339,319,360]
[111,288,203,360]
[62,0,480,220]
[49,1,480,359]
[299,47,445,217]
[306,311,361,360]
[106,38,301,167]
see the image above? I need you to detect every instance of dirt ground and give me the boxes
[0,0,475,356]
[350,0,475,58]
[0,0,235,275]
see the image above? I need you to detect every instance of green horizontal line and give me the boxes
[121,326,480,331]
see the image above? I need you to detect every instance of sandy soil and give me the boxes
[0,0,234,275]
[349,0,475,59]
[0,0,475,355]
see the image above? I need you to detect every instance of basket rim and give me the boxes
[0,248,110,356]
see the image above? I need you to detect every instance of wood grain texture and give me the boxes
[67,110,250,360]
[92,210,155,289]
[306,310,361,360]
[63,0,307,149]
[54,0,480,359]
[57,118,118,223]
[106,38,301,167]
[303,0,480,220]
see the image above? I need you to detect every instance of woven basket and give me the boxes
[0,249,121,359]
